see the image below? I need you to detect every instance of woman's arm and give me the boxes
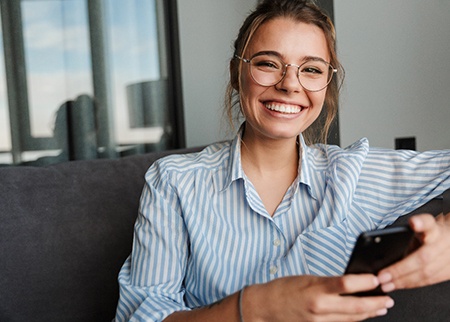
[115,163,191,321]
[164,290,241,322]
[165,275,395,322]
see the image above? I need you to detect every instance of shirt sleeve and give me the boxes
[354,147,450,228]
[115,161,190,322]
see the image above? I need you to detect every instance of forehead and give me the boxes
[246,17,330,62]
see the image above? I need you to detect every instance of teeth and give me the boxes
[265,103,302,114]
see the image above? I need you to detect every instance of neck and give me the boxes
[240,130,300,175]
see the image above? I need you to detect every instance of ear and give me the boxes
[230,59,239,91]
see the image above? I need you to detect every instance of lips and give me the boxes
[264,102,304,114]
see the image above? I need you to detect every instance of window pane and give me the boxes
[22,0,92,138]
[105,0,167,147]
[0,12,12,164]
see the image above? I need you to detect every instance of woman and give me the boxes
[115,1,450,321]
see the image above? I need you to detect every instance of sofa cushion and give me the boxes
[0,147,203,322]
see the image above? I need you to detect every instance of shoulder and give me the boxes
[307,137,370,166]
[145,141,232,180]
[303,138,371,192]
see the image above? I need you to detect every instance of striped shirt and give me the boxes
[115,132,450,322]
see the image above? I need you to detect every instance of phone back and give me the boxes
[345,226,414,275]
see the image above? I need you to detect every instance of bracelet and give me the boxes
[239,286,246,322]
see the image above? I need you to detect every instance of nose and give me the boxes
[276,64,302,93]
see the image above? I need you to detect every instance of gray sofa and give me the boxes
[0,147,449,322]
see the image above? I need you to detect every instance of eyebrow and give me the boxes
[251,51,329,64]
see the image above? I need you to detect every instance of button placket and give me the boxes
[267,227,284,277]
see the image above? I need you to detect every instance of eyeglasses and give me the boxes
[235,54,337,92]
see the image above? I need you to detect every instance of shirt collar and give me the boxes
[221,125,245,191]
[298,134,317,199]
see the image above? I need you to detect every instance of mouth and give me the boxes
[264,102,305,114]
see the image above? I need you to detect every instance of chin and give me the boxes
[266,129,301,141]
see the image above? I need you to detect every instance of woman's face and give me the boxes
[238,17,330,143]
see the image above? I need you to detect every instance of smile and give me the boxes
[264,102,303,114]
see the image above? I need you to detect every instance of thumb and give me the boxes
[409,214,439,243]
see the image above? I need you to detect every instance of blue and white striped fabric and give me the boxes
[115,132,450,322]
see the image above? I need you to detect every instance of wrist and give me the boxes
[238,287,246,321]
[240,284,271,322]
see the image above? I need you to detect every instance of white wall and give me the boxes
[177,0,257,147]
[178,1,450,151]
[335,1,450,151]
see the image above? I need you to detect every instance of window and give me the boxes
[0,0,184,166]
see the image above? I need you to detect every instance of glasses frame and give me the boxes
[235,54,337,92]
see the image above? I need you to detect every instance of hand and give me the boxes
[378,213,450,292]
[243,274,394,322]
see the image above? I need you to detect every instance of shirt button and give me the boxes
[273,239,281,247]
[269,266,278,275]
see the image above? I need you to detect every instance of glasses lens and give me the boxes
[249,54,284,86]
[298,60,334,92]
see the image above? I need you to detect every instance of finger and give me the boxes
[329,274,379,295]
[435,212,446,223]
[379,242,449,291]
[409,214,440,243]
[304,291,394,320]
[380,270,447,293]
[317,308,392,322]
[337,296,394,314]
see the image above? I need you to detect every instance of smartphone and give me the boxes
[344,225,416,296]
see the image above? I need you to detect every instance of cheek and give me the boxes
[306,92,326,125]
[239,73,261,108]
[239,63,263,92]
[239,68,252,93]
[310,91,327,109]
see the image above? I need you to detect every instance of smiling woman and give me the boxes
[0,0,184,166]
[114,1,450,321]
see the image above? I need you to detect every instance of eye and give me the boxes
[301,66,324,74]
[255,61,279,69]
[251,55,283,71]
[300,61,330,79]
